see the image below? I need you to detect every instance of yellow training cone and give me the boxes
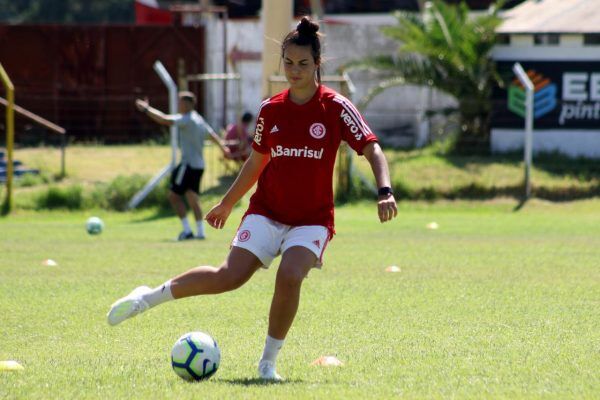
[0,361,24,371]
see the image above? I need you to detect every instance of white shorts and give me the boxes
[231,214,330,269]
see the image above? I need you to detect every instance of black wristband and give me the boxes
[378,186,393,197]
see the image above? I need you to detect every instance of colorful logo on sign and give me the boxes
[507,70,557,119]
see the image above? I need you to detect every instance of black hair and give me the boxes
[281,16,322,83]
[241,112,253,123]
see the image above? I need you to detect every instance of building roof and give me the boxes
[498,0,600,34]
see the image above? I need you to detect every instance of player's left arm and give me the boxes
[363,142,398,223]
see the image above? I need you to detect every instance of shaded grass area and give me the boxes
[3,144,599,212]
[0,200,599,399]
[355,148,600,201]
[4,144,235,211]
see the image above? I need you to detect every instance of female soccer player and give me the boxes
[108,16,397,381]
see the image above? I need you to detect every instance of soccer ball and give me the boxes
[171,331,220,381]
[85,216,104,235]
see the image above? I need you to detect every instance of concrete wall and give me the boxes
[491,129,600,158]
[193,14,456,147]
[200,16,264,130]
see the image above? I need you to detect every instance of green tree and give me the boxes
[344,0,504,152]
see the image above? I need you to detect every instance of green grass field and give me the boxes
[1,200,599,399]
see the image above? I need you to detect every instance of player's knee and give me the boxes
[276,267,306,291]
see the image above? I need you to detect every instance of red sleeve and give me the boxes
[251,99,272,154]
[334,95,378,155]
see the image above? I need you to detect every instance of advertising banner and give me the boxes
[493,61,600,129]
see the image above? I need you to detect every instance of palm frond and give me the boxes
[357,76,407,111]
[347,0,504,140]
[341,55,399,75]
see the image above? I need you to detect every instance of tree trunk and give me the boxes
[455,101,491,154]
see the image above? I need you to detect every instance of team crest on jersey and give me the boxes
[238,230,251,242]
[309,123,326,139]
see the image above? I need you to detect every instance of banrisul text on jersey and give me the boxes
[270,145,324,159]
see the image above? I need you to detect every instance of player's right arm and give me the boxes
[205,150,270,229]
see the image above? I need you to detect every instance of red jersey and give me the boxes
[246,85,378,236]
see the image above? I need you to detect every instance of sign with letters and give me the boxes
[493,61,600,129]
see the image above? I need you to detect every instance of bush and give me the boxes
[31,175,171,211]
[15,172,52,188]
[389,179,414,201]
[36,185,84,210]
[90,174,170,211]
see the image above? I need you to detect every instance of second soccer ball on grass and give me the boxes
[85,216,104,235]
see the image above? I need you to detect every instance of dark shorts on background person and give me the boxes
[170,163,204,195]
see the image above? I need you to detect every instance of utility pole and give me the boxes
[309,0,324,20]
[261,0,293,98]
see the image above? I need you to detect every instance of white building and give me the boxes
[186,12,453,148]
[491,0,600,158]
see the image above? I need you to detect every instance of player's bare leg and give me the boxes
[169,191,194,240]
[184,190,205,239]
[268,247,315,339]
[107,247,262,326]
[259,246,315,381]
[168,190,187,218]
[170,247,261,297]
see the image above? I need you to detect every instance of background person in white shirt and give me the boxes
[135,92,229,240]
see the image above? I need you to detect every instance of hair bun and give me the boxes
[296,16,319,36]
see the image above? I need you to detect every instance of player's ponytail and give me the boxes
[281,16,322,83]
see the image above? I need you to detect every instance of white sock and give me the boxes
[260,335,284,363]
[142,280,175,308]
[196,220,205,237]
[181,217,191,233]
